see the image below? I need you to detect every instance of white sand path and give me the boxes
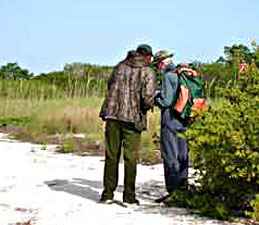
[0,133,243,225]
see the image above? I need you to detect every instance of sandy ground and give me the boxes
[0,133,244,225]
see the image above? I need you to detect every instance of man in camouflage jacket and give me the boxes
[99,44,156,204]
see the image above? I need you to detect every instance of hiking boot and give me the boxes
[99,198,113,204]
[123,198,140,205]
[99,194,113,204]
[160,198,171,207]
[100,190,114,204]
[154,194,170,203]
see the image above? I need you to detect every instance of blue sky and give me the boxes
[0,0,258,74]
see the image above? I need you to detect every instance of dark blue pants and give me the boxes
[161,125,188,193]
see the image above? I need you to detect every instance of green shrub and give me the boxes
[171,67,259,220]
[247,194,259,221]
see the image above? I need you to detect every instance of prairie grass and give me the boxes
[0,78,107,100]
[0,97,161,157]
[0,97,104,142]
[0,72,161,162]
[140,108,161,163]
[30,98,103,141]
[0,80,65,99]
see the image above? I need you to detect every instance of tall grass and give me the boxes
[0,80,64,99]
[0,76,107,100]
[29,98,103,137]
[141,108,161,163]
[0,76,160,161]
[0,95,160,159]
[0,97,103,141]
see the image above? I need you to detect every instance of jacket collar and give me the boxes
[124,52,151,67]
[164,63,176,73]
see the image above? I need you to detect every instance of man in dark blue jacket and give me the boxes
[153,50,188,203]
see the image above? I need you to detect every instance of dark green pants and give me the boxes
[101,120,141,202]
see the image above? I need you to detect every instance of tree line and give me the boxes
[1,42,259,83]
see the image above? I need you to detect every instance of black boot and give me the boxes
[154,194,170,203]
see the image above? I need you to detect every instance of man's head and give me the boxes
[136,44,153,64]
[153,50,174,70]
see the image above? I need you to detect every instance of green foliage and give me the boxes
[0,97,103,143]
[0,80,65,99]
[199,63,239,98]
[0,63,32,80]
[140,109,161,164]
[251,41,259,68]
[202,42,259,100]
[170,188,230,219]
[26,98,103,139]
[25,63,112,98]
[58,136,77,153]
[224,44,254,65]
[247,194,259,221]
[171,67,259,220]
[0,62,114,100]
[0,117,29,127]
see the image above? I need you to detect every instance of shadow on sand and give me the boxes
[44,178,102,202]
[44,178,166,203]
[44,178,227,223]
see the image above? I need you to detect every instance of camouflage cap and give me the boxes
[136,44,153,56]
[153,50,174,64]
[126,50,136,60]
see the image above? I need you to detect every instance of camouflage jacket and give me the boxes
[99,53,156,132]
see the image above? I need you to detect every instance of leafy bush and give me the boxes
[0,63,32,80]
[170,67,259,220]
[199,63,239,98]
[247,194,259,221]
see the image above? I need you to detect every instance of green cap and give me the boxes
[153,50,174,64]
[136,44,153,56]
